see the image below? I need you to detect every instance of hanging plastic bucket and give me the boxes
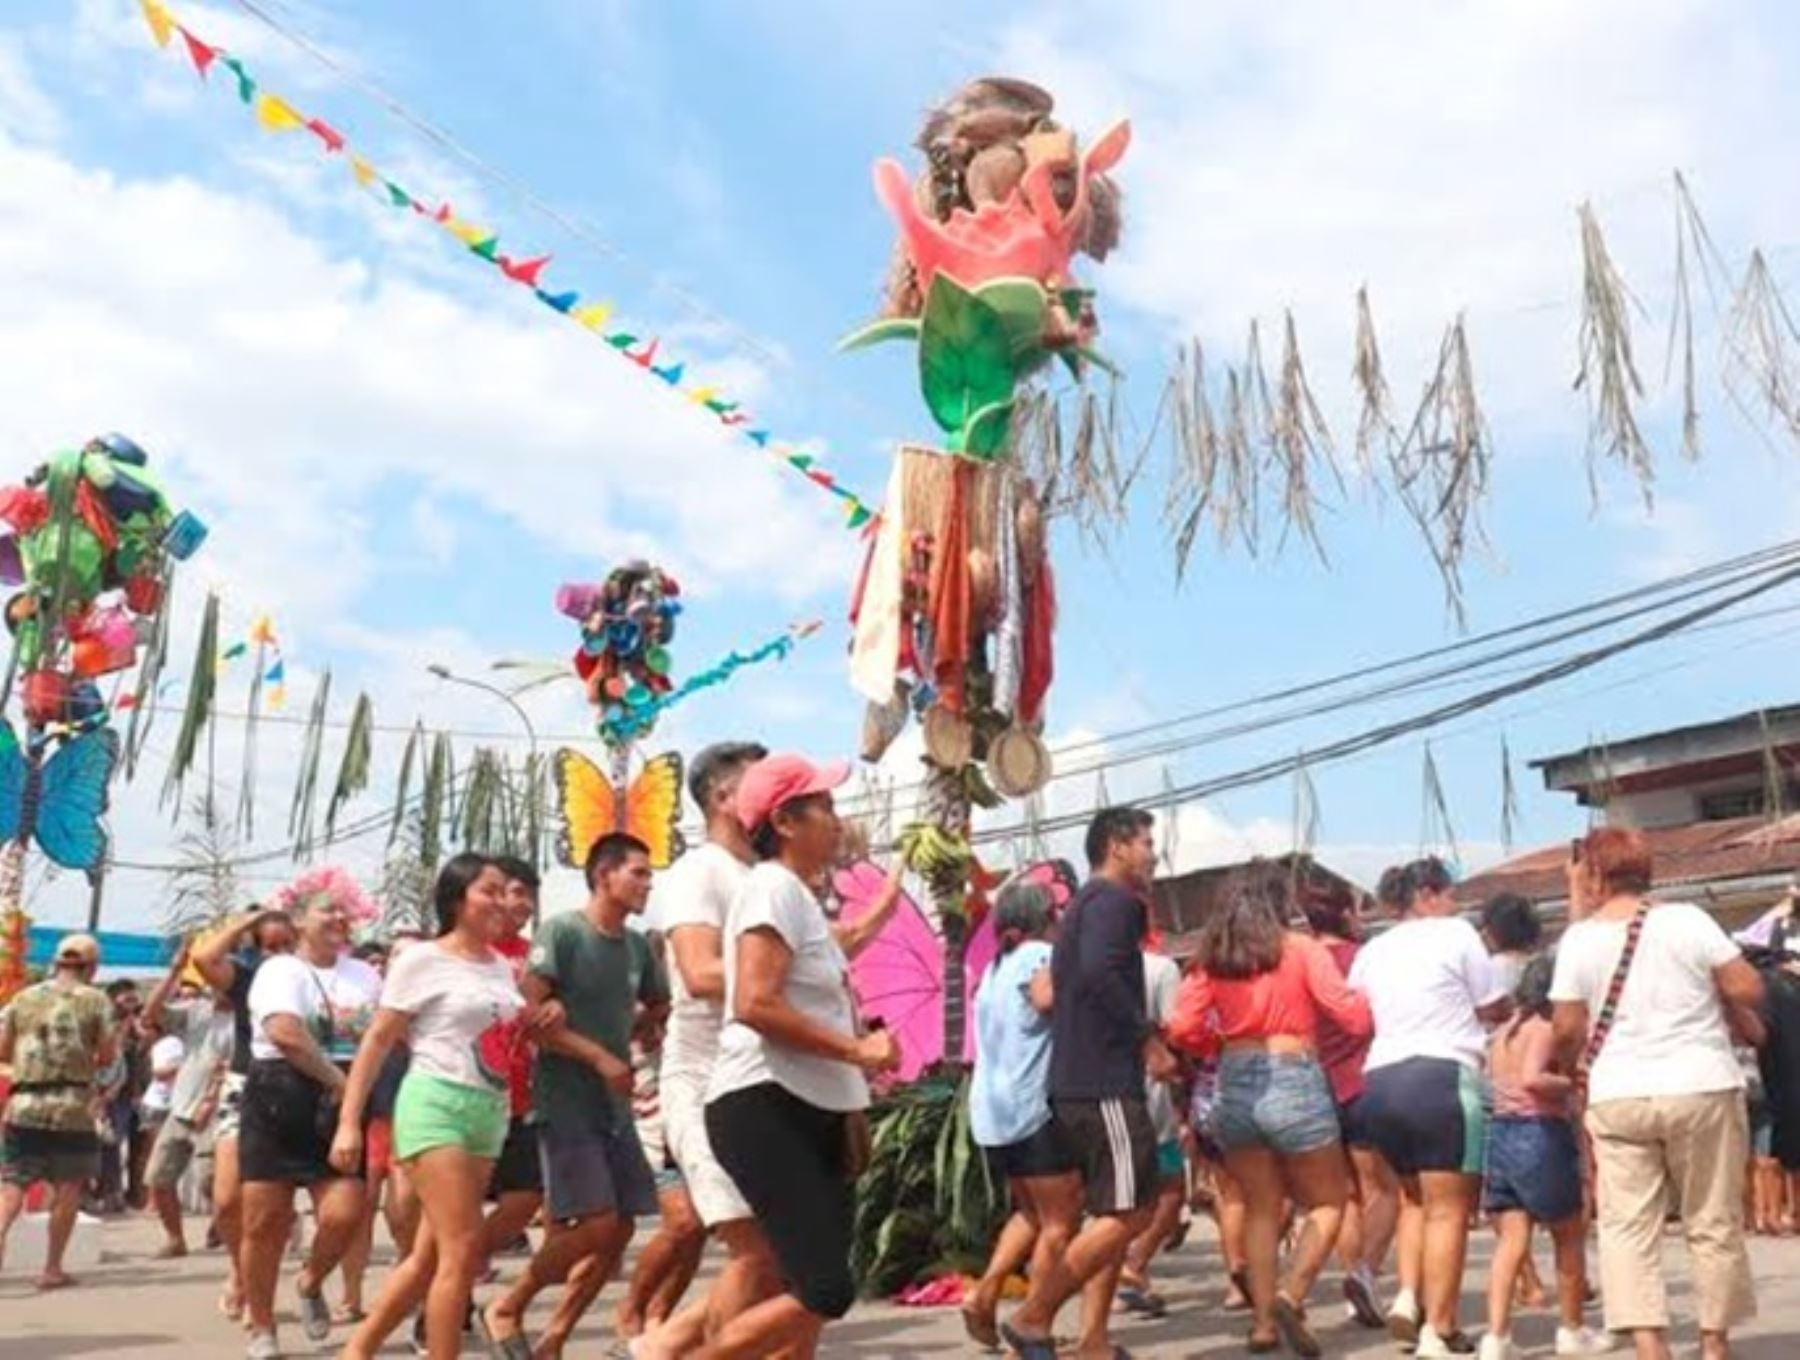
[123,573,163,615]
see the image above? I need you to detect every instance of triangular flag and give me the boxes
[688,386,720,406]
[267,685,287,711]
[788,453,816,470]
[499,254,551,287]
[306,118,345,153]
[385,181,412,209]
[220,55,256,104]
[847,504,874,530]
[538,290,580,314]
[446,219,489,247]
[705,398,738,415]
[652,361,686,386]
[253,93,307,133]
[179,28,216,77]
[250,616,276,645]
[140,0,175,48]
[469,236,500,261]
[350,156,377,187]
[571,303,613,330]
[265,659,286,683]
[628,338,660,368]
[720,411,748,426]
[747,430,771,447]
[806,469,836,488]
[433,203,452,224]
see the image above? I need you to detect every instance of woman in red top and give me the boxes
[1169,870,1373,1357]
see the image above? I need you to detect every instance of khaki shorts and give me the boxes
[663,1068,751,1227]
[146,1115,201,1190]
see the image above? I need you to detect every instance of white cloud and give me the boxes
[0,35,62,143]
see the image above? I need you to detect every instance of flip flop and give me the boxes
[999,1320,1058,1360]
[1274,1296,1322,1359]
[1117,1286,1168,1319]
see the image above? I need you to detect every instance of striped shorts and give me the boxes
[1359,1056,1490,1177]
[1052,1096,1158,1216]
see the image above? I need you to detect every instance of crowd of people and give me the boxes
[0,752,1794,1360]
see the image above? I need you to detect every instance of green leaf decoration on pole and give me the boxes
[388,721,424,849]
[419,731,453,871]
[325,692,374,841]
[918,274,1018,458]
[161,591,219,815]
[288,669,332,860]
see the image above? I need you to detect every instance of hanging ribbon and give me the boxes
[139,4,876,533]
[599,621,821,745]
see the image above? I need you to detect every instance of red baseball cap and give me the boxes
[735,753,852,832]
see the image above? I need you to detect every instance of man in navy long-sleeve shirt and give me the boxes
[1003,807,1175,1359]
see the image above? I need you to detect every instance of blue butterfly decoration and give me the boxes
[0,720,119,878]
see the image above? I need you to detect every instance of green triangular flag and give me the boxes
[385,182,412,209]
[470,236,499,261]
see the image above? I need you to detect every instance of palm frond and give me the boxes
[161,591,219,816]
[1574,201,1654,507]
[325,692,374,842]
[287,670,332,860]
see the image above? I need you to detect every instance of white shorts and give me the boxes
[663,1068,752,1227]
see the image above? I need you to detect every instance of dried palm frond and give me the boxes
[1392,315,1493,625]
[388,722,424,849]
[1666,172,1730,461]
[287,670,332,859]
[460,746,507,853]
[1722,249,1800,448]
[1291,753,1319,858]
[1500,734,1521,855]
[519,750,546,870]
[1243,320,1277,447]
[324,692,374,842]
[161,591,219,816]
[125,566,174,780]
[1161,342,1223,583]
[1420,742,1458,862]
[1273,310,1339,562]
[1220,367,1260,555]
[1574,201,1654,508]
[1352,287,1400,483]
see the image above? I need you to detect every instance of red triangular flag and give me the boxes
[628,338,660,368]
[179,27,216,77]
[433,202,452,224]
[306,118,345,153]
[499,254,551,287]
[806,469,836,488]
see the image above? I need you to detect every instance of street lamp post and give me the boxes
[425,664,545,889]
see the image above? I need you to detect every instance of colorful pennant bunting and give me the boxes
[599,621,821,744]
[138,4,875,532]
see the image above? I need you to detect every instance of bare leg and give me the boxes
[968,1204,1039,1334]
[1006,1171,1120,1343]
[211,1137,246,1318]
[693,1294,826,1360]
[1485,1209,1531,1340]
[534,1215,635,1360]
[1076,1259,1124,1356]
[1547,1214,1589,1331]
[408,1149,492,1360]
[344,1216,438,1360]
[1123,1175,1185,1287]
[1418,1171,1478,1338]
[385,1162,421,1257]
[338,1174,376,1319]
[0,1179,26,1270]
[40,1180,84,1286]
[616,1187,702,1339]
[151,1179,187,1255]
[636,1219,782,1359]
[485,1216,616,1346]
[650,1224,707,1327]
[1227,1145,1287,1345]
[482,1189,542,1267]
[242,1181,297,1337]
[1351,1146,1399,1276]
[1279,1142,1351,1307]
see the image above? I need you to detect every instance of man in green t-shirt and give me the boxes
[0,933,117,1288]
[483,832,669,1359]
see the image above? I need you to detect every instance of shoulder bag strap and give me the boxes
[1580,906,1650,1074]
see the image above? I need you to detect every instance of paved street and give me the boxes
[5,1212,1799,1357]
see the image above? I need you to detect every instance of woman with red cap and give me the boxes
[698,754,901,1359]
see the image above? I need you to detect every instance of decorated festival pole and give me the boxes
[0,434,204,998]
[845,78,1129,1068]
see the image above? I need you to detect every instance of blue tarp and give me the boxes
[26,925,175,970]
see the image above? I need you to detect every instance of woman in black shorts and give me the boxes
[963,882,1079,1347]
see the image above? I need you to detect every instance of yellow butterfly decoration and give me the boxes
[554,748,686,871]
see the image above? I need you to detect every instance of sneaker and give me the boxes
[296,1287,331,1343]
[1345,1267,1386,1329]
[246,1332,283,1360]
[1554,1325,1619,1356]
[1477,1335,1519,1360]
[1388,1288,1421,1349]
[1416,1325,1476,1358]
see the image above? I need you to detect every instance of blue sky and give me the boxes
[5,0,1800,930]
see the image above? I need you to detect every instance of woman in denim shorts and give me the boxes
[1170,866,1373,1357]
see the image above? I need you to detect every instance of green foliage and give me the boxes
[325,692,374,841]
[919,275,1018,458]
[160,591,218,813]
[851,1072,1005,1298]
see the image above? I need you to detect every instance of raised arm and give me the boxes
[192,912,259,996]
[143,939,193,1034]
[832,861,907,960]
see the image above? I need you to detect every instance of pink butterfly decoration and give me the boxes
[833,858,1080,1083]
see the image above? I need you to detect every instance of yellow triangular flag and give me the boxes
[140,0,175,48]
[446,219,491,247]
[571,302,614,331]
[253,92,307,133]
[349,155,378,187]
[687,386,720,406]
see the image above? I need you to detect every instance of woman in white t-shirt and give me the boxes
[1348,857,1511,1358]
[1549,827,1765,1360]
[239,871,384,1359]
[702,754,899,1359]
[330,854,531,1360]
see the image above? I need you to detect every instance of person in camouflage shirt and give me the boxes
[0,932,118,1288]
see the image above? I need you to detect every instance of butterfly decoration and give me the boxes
[553,747,685,871]
[833,856,1080,1083]
[0,719,120,878]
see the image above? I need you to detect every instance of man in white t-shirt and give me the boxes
[634,741,778,1357]
[1117,948,1185,1318]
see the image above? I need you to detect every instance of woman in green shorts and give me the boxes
[330,854,533,1360]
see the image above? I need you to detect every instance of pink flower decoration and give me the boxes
[276,865,378,924]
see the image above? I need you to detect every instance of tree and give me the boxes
[161,796,244,937]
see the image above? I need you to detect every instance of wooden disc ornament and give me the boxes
[988,724,1052,798]
[922,703,974,769]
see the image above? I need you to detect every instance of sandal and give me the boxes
[1274,1296,1321,1359]
[999,1320,1058,1360]
[478,1305,535,1360]
[961,1301,1001,1350]
[1247,1336,1280,1355]
[1117,1286,1168,1319]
